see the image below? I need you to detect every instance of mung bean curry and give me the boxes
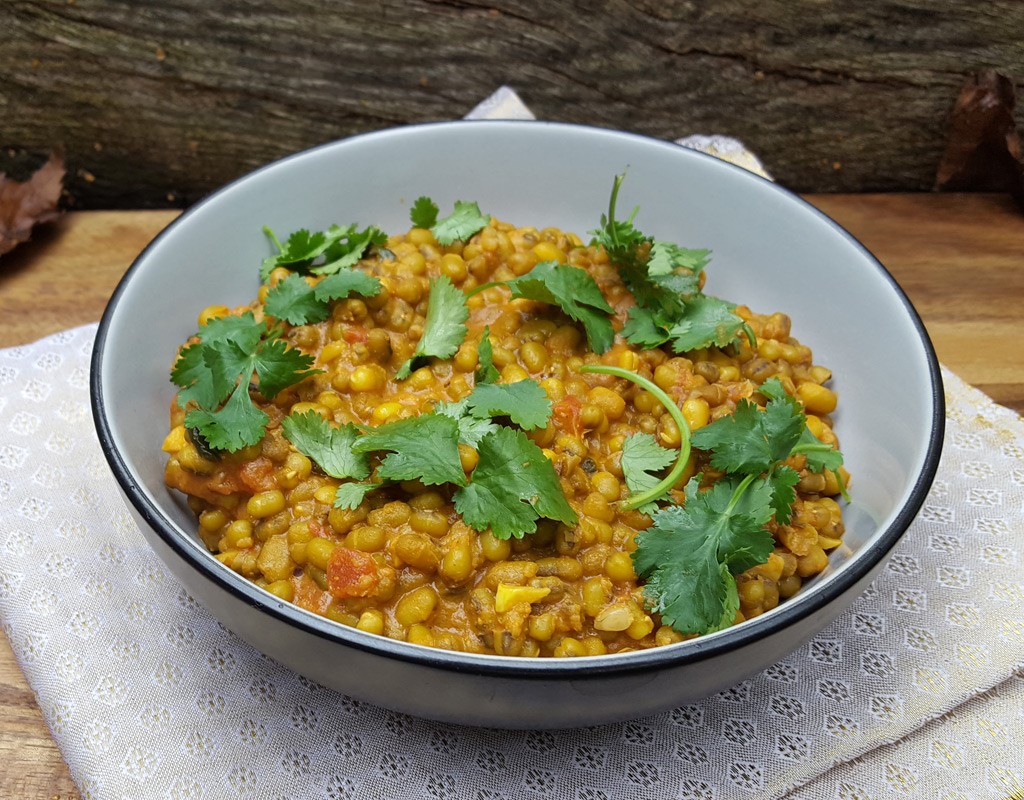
[164,177,849,657]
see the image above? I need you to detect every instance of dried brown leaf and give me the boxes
[0,152,65,257]
[935,71,1024,209]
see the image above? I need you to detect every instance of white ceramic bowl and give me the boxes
[91,121,944,728]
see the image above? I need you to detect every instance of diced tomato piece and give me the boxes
[551,395,582,436]
[343,326,368,344]
[326,548,380,598]
[238,457,277,492]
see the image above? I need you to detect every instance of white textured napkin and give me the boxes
[1,89,1022,800]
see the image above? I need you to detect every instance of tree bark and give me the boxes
[2,0,1022,208]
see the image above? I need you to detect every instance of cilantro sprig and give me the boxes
[591,173,755,353]
[410,196,491,245]
[281,412,370,480]
[279,377,575,538]
[580,364,692,511]
[433,200,491,245]
[464,380,552,431]
[353,413,467,487]
[467,261,616,355]
[633,476,775,635]
[475,327,500,384]
[631,375,845,635]
[395,275,470,379]
[263,270,382,326]
[620,433,677,515]
[453,426,577,539]
[171,313,320,452]
[261,223,386,282]
[505,261,615,353]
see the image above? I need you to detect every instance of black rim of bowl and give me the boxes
[90,120,946,680]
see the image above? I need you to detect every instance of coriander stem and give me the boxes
[724,473,758,515]
[464,280,506,299]
[607,173,625,249]
[791,441,834,454]
[580,364,691,511]
[262,225,284,254]
[741,322,757,350]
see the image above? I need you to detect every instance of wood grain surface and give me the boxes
[0,194,1021,798]
[3,1,1024,207]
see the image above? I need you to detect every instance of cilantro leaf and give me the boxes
[173,315,266,414]
[410,196,439,229]
[505,261,615,353]
[436,398,498,447]
[708,376,843,481]
[632,479,774,635]
[432,201,490,245]
[334,482,385,510]
[172,314,269,410]
[261,227,325,280]
[650,270,702,298]
[757,377,845,476]
[193,313,267,349]
[797,428,845,474]
[475,327,500,384]
[264,274,329,325]
[620,433,677,513]
[314,225,386,275]
[261,223,384,281]
[691,393,804,475]
[251,337,322,399]
[264,267,382,327]
[630,373,848,635]
[281,411,370,481]
[353,412,467,487]
[395,275,469,379]
[647,241,711,277]
[591,173,753,354]
[170,312,320,451]
[767,465,801,525]
[313,269,382,303]
[581,364,693,513]
[183,381,269,452]
[667,294,749,353]
[465,380,552,431]
[589,174,649,264]
[172,342,229,410]
[621,305,671,350]
[453,427,577,539]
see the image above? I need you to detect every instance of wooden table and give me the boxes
[1,196,1022,798]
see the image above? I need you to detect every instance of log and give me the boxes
[2,0,1022,208]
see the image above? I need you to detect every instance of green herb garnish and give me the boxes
[580,364,692,512]
[431,200,491,245]
[475,326,500,384]
[464,380,552,431]
[452,426,577,539]
[261,223,386,281]
[171,313,320,452]
[632,476,775,635]
[620,433,677,515]
[505,261,615,354]
[352,412,467,487]
[410,196,439,229]
[277,378,570,536]
[591,173,754,352]
[263,270,382,326]
[281,411,370,481]
[395,275,469,380]
[629,375,844,634]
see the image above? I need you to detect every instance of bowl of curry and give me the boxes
[91,121,943,728]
